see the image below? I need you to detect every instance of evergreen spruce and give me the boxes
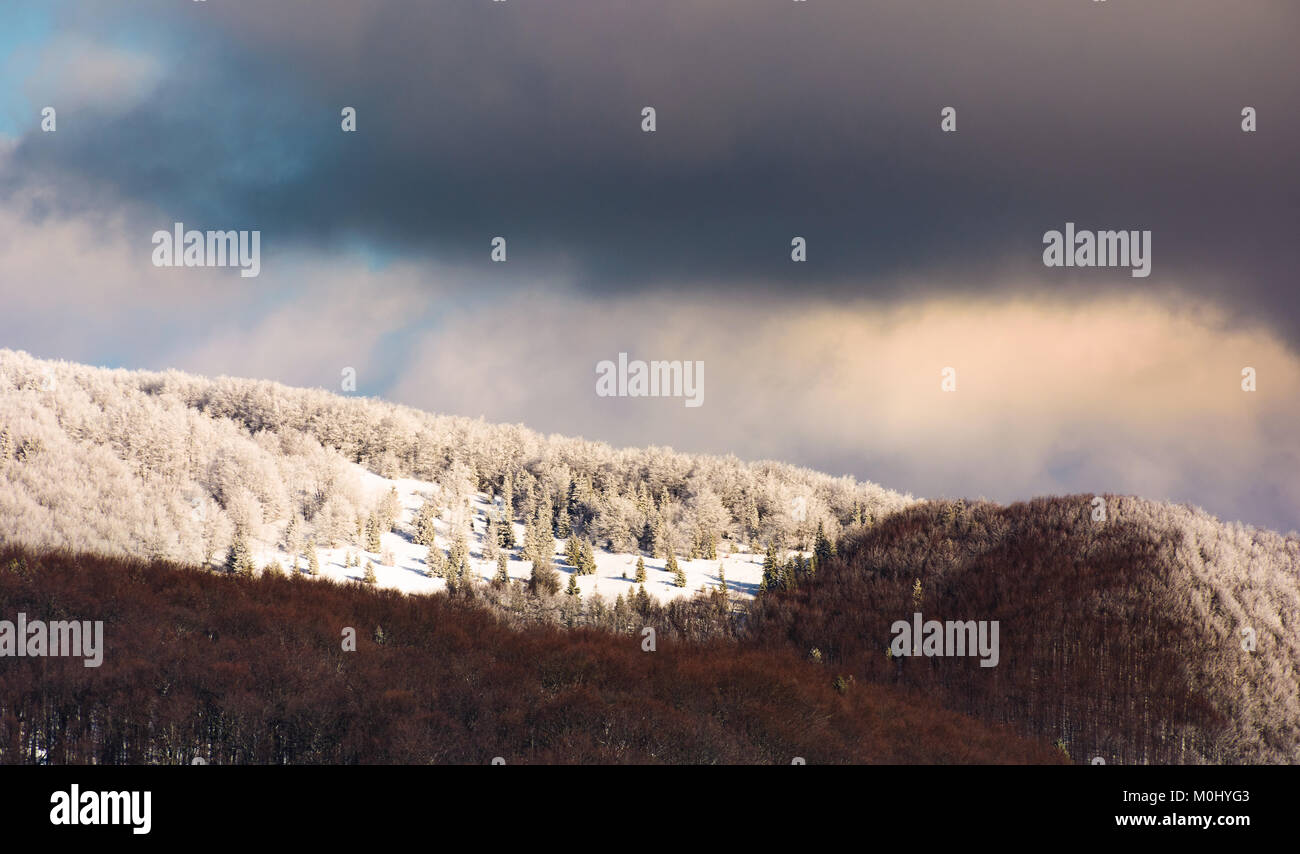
[668,551,686,587]
[554,491,572,538]
[635,556,646,583]
[363,561,377,585]
[638,519,655,553]
[564,535,582,568]
[430,545,449,578]
[653,518,670,559]
[813,520,835,570]
[378,486,401,532]
[499,473,517,548]
[365,512,383,552]
[283,515,300,556]
[306,538,320,576]
[448,527,469,572]
[760,543,782,592]
[224,527,255,576]
[414,498,439,546]
[483,516,500,561]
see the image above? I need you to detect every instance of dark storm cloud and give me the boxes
[7,1,1299,333]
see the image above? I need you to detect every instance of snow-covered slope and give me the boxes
[0,349,909,603]
[253,465,767,603]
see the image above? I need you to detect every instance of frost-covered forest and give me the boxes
[0,350,913,574]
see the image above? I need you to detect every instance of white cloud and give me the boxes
[17,35,164,114]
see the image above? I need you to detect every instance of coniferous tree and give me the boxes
[498,473,517,548]
[522,514,539,566]
[535,496,553,552]
[283,515,301,556]
[378,486,401,532]
[564,534,582,568]
[448,526,469,572]
[306,538,320,576]
[554,489,572,538]
[760,543,782,592]
[413,498,439,546]
[494,552,509,587]
[363,561,377,585]
[813,520,835,570]
[566,572,580,598]
[224,527,255,576]
[653,518,670,559]
[365,512,383,553]
[529,555,561,596]
[613,592,630,629]
[786,554,805,587]
[667,551,686,587]
[426,544,447,578]
[580,540,598,575]
[635,556,647,583]
[483,516,500,562]
[718,561,727,592]
[524,500,554,568]
[638,519,655,554]
[568,478,586,530]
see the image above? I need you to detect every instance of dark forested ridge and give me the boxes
[0,545,1062,765]
[749,495,1300,765]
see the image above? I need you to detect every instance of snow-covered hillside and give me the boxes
[4,350,886,604]
[253,465,767,603]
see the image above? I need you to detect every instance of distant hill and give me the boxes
[748,496,1300,764]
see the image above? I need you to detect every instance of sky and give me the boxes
[2,0,1298,532]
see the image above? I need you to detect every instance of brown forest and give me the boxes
[749,495,1300,764]
[2,491,1295,764]
[0,545,1060,765]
